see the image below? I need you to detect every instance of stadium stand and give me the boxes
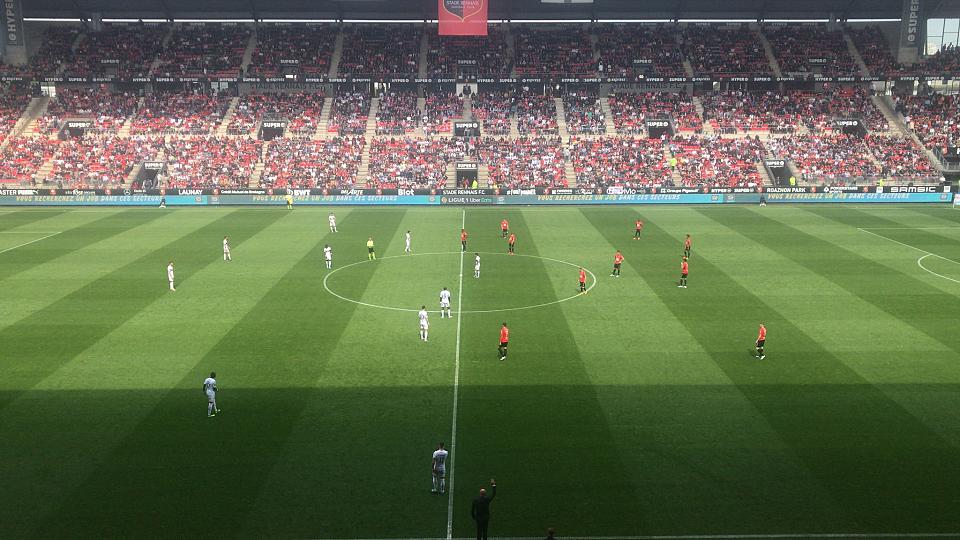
[130,93,230,135]
[376,91,419,135]
[228,92,326,136]
[260,136,365,189]
[765,24,858,75]
[846,25,907,76]
[247,24,336,77]
[516,92,558,135]
[765,134,882,182]
[595,24,684,77]
[367,137,474,189]
[422,92,463,135]
[894,93,960,153]
[563,92,606,135]
[514,26,595,76]
[669,135,766,187]
[609,92,703,134]
[152,23,250,78]
[471,91,513,135]
[339,25,422,76]
[682,24,772,76]
[38,87,138,133]
[0,89,31,145]
[328,90,371,135]
[49,134,164,187]
[426,27,512,76]
[164,136,261,188]
[63,23,166,78]
[570,137,672,188]
[479,136,566,188]
[0,137,58,184]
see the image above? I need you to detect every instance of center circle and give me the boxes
[322,251,597,314]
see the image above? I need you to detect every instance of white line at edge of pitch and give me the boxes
[446,209,465,540]
[0,231,62,254]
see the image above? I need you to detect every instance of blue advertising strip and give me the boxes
[0,192,951,206]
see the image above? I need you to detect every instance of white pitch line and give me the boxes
[0,231,62,255]
[859,226,960,230]
[446,210,466,540]
[311,533,960,540]
[857,227,960,284]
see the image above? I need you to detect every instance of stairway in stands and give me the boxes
[1,96,48,150]
[599,96,617,135]
[356,98,380,187]
[755,25,784,78]
[117,97,143,138]
[216,97,240,136]
[873,95,945,173]
[418,31,429,78]
[843,31,871,76]
[663,146,684,186]
[554,98,570,139]
[329,31,344,77]
[240,28,258,74]
[691,96,713,135]
[314,97,333,140]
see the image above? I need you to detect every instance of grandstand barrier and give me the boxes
[0,186,953,206]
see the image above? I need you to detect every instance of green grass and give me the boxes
[2,204,960,539]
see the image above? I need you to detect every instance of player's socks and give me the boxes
[432,476,438,492]
[440,478,445,493]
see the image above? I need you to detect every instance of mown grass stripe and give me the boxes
[452,208,644,536]
[0,209,284,410]
[583,206,960,534]
[0,209,71,232]
[37,209,407,539]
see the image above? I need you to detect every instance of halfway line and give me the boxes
[446,209,465,539]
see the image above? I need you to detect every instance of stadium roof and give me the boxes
[21,0,960,22]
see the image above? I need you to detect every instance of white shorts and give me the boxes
[224,249,230,255]
[433,468,446,478]
[206,391,216,403]
[440,300,450,308]
[420,321,429,330]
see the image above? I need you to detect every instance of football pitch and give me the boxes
[3,204,960,539]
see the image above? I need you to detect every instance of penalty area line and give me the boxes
[857,228,960,284]
[0,231,62,255]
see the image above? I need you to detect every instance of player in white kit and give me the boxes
[328,212,338,233]
[323,244,333,269]
[439,287,452,318]
[431,442,449,494]
[418,305,429,341]
[203,371,220,417]
[405,230,412,254]
[474,253,481,278]
[167,261,176,291]
[223,236,232,262]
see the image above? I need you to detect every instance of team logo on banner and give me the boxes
[439,0,488,35]
[442,0,484,19]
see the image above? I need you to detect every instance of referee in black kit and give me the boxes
[471,478,497,540]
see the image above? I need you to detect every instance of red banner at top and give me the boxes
[438,0,488,36]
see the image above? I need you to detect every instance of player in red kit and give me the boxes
[633,219,644,239]
[461,228,468,252]
[756,324,766,359]
[507,233,516,254]
[683,234,692,258]
[579,267,587,293]
[610,250,623,277]
[498,322,509,361]
[500,219,509,238]
[678,257,689,288]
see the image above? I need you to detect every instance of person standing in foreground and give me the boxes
[367,237,376,260]
[610,250,623,277]
[500,218,509,238]
[203,372,219,417]
[328,212,337,233]
[633,218,644,240]
[223,236,232,262]
[419,305,430,342]
[474,253,481,279]
[405,230,412,254]
[471,479,497,540]
[461,228,469,252]
[431,442,449,494]
[498,322,509,361]
[167,261,176,291]
[756,323,766,359]
[579,267,587,294]
[683,234,692,258]
[507,232,516,255]
[678,257,689,288]
[285,193,294,209]
[323,244,333,269]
